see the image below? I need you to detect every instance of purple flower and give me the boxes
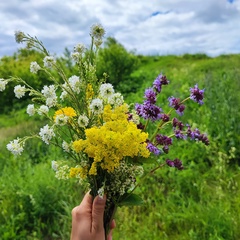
[155,134,173,146]
[161,113,170,122]
[147,142,161,155]
[135,102,162,122]
[172,118,184,130]
[153,73,169,93]
[187,126,210,145]
[174,129,186,139]
[144,88,157,104]
[168,97,186,116]
[166,158,184,170]
[190,84,204,105]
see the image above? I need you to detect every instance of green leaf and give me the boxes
[118,193,144,207]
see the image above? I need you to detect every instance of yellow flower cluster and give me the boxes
[72,104,150,174]
[54,107,77,121]
[69,166,88,179]
[86,84,94,100]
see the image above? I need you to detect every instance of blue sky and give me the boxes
[0,0,240,57]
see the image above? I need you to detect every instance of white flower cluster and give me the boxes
[39,124,55,144]
[43,56,56,68]
[6,138,24,155]
[60,75,82,100]
[14,85,26,99]
[41,85,57,107]
[30,61,41,74]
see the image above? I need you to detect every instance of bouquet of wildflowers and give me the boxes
[0,24,209,237]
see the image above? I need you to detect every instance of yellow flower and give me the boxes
[54,107,77,122]
[86,84,94,100]
[69,167,88,179]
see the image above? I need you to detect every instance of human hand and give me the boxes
[71,192,116,240]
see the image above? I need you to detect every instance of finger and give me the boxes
[110,219,116,230]
[91,195,106,233]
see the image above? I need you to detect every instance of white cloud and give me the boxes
[0,0,240,57]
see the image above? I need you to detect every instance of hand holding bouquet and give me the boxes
[0,24,209,238]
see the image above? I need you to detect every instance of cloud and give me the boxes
[0,0,240,57]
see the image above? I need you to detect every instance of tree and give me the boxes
[96,37,139,92]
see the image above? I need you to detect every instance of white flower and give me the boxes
[39,124,55,144]
[55,114,69,126]
[55,165,70,180]
[7,138,24,155]
[89,98,103,115]
[30,61,41,73]
[26,104,35,116]
[108,93,124,106]
[62,141,70,152]
[77,114,89,128]
[51,160,58,171]
[71,52,80,61]
[43,56,56,68]
[99,83,114,98]
[74,43,85,53]
[69,75,81,94]
[14,85,26,99]
[38,105,49,115]
[60,90,68,100]
[0,79,8,91]
[41,85,56,98]
[46,97,57,107]
[41,85,57,107]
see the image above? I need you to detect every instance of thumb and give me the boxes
[91,195,106,233]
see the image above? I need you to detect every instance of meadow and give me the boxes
[0,50,240,239]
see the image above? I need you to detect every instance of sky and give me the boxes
[0,0,240,57]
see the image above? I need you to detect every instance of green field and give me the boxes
[0,50,240,239]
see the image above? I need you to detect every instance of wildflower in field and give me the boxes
[41,85,57,107]
[62,141,71,152]
[30,61,41,73]
[7,138,24,155]
[89,98,103,115]
[26,104,35,116]
[43,56,56,68]
[77,114,89,128]
[68,75,81,94]
[14,85,26,99]
[190,84,204,105]
[38,105,49,115]
[166,158,184,170]
[39,124,55,144]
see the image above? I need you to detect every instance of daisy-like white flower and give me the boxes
[78,114,89,128]
[69,75,81,94]
[30,61,41,74]
[26,104,35,116]
[43,56,56,68]
[14,85,26,99]
[55,114,69,126]
[99,83,114,99]
[0,78,8,91]
[38,105,49,115]
[39,124,55,144]
[89,98,103,115]
[108,92,124,106]
[97,186,105,199]
[6,138,24,155]
[71,52,80,62]
[62,141,70,152]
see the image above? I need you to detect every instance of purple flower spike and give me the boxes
[153,73,169,93]
[190,84,204,105]
[144,88,157,104]
[166,158,184,170]
[147,142,161,155]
